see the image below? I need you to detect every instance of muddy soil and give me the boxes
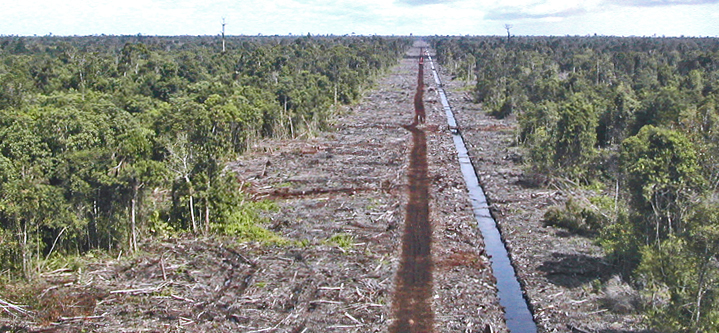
[2,43,507,332]
[436,62,650,332]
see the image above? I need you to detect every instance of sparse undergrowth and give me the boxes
[211,199,286,245]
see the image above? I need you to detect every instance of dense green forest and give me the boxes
[431,35,719,331]
[0,35,411,278]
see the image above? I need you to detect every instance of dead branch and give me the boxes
[39,268,72,277]
[344,312,363,325]
[0,298,31,317]
[309,300,343,305]
[318,286,344,291]
[327,324,363,329]
[110,282,169,295]
[246,314,293,333]
[160,256,167,281]
[171,294,196,303]
[59,313,107,322]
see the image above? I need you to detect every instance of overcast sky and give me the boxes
[1,0,718,37]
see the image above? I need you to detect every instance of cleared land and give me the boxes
[1,42,650,333]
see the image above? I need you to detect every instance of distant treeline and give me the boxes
[430,35,719,332]
[0,35,411,277]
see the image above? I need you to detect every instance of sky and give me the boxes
[1,0,718,37]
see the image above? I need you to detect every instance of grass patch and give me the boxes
[211,200,287,245]
[543,196,612,235]
[325,233,354,251]
[0,279,103,325]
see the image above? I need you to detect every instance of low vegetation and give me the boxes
[0,35,411,278]
[432,35,719,331]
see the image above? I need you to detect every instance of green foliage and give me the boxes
[0,227,20,272]
[326,233,355,251]
[431,35,719,331]
[543,200,586,233]
[0,35,411,276]
[518,100,559,173]
[599,208,640,274]
[518,92,600,180]
[620,125,702,242]
[147,211,175,239]
[211,200,284,244]
[543,197,611,234]
[553,93,599,175]
[636,198,719,332]
[598,82,639,146]
[637,209,719,333]
[632,86,686,133]
[637,236,697,332]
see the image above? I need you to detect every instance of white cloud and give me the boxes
[482,0,604,20]
[0,0,716,36]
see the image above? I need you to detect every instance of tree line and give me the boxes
[430,35,719,332]
[0,35,411,278]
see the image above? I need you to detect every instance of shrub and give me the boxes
[211,200,285,244]
[543,197,610,235]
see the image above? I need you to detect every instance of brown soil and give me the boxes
[389,55,432,333]
[437,62,650,332]
[1,41,652,333]
[2,42,506,333]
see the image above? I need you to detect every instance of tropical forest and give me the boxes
[432,35,719,332]
[1,33,719,332]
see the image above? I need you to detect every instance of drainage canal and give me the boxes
[426,51,537,333]
[389,49,433,333]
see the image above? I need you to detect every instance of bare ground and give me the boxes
[436,64,651,332]
[1,42,653,333]
[1,44,507,332]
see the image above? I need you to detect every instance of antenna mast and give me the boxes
[222,18,226,53]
